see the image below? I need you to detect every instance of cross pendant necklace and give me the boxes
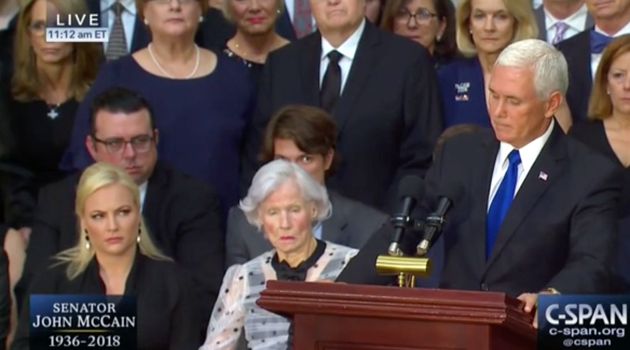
[47,104,60,119]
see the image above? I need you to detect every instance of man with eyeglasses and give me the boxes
[16,87,224,339]
[246,0,442,212]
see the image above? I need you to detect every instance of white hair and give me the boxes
[495,39,568,100]
[239,159,332,230]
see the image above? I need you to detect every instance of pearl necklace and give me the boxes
[148,43,200,79]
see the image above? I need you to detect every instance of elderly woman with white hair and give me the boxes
[200,159,357,350]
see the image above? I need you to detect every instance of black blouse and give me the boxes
[13,253,203,350]
[271,240,326,281]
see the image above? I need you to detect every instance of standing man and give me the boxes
[557,0,630,122]
[88,0,149,60]
[339,40,620,315]
[246,0,442,211]
[535,0,593,45]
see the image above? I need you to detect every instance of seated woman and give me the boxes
[201,159,358,350]
[226,104,387,266]
[12,162,201,349]
[380,0,458,67]
[569,35,630,292]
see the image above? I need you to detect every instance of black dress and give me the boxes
[12,254,202,350]
[222,47,264,87]
[570,120,630,292]
[6,98,76,226]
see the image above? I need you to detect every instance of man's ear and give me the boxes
[86,135,97,159]
[544,91,563,119]
[153,129,159,145]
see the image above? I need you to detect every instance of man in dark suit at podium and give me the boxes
[338,39,621,316]
[245,0,442,212]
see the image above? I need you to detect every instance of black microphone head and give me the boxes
[398,175,426,202]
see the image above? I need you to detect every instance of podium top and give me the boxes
[258,280,536,340]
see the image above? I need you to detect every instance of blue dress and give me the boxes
[437,57,491,129]
[61,53,253,212]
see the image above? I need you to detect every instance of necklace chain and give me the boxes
[148,43,200,79]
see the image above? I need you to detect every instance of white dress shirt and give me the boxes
[544,4,589,43]
[487,120,555,210]
[591,21,630,79]
[101,0,136,52]
[319,19,366,94]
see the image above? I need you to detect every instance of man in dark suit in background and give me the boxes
[339,39,620,322]
[228,105,386,266]
[557,0,630,122]
[245,0,442,212]
[87,0,149,59]
[16,87,224,334]
[534,0,592,44]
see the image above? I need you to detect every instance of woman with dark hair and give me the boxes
[221,0,289,83]
[569,35,630,292]
[381,0,458,66]
[6,0,101,233]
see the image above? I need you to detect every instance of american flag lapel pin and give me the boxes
[538,171,548,181]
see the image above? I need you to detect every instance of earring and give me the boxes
[277,9,281,14]
[137,235,141,244]
[436,35,442,42]
[137,226,142,243]
[199,15,203,23]
[84,233,91,250]
[144,18,149,26]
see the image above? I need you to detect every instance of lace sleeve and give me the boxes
[199,264,247,350]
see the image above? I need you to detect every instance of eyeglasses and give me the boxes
[92,134,155,154]
[395,8,438,25]
[148,0,199,5]
[28,20,47,35]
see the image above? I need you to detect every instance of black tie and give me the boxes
[320,50,343,112]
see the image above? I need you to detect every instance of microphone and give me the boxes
[388,175,425,256]
[416,187,461,256]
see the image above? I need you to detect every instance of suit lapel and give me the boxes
[333,22,381,134]
[299,33,323,107]
[484,125,567,272]
[141,163,168,230]
[321,192,347,244]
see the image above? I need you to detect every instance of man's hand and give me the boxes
[517,292,539,328]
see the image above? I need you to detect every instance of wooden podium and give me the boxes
[258,281,536,350]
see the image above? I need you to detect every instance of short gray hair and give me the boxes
[494,39,568,100]
[239,159,332,230]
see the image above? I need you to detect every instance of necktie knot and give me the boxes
[590,30,613,54]
[507,149,521,168]
[552,22,569,45]
[112,1,124,16]
[327,50,343,64]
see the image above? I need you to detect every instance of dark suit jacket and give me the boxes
[534,5,593,42]
[17,162,224,332]
[557,29,592,123]
[13,254,201,350]
[339,123,621,296]
[225,191,387,266]
[86,0,149,54]
[246,21,442,211]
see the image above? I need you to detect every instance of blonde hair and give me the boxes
[588,35,630,120]
[55,162,170,280]
[455,0,538,57]
[11,0,102,102]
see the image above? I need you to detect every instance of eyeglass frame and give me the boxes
[395,8,439,26]
[90,133,156,154]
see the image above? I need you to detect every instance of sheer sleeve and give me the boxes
[199,264,247,350]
